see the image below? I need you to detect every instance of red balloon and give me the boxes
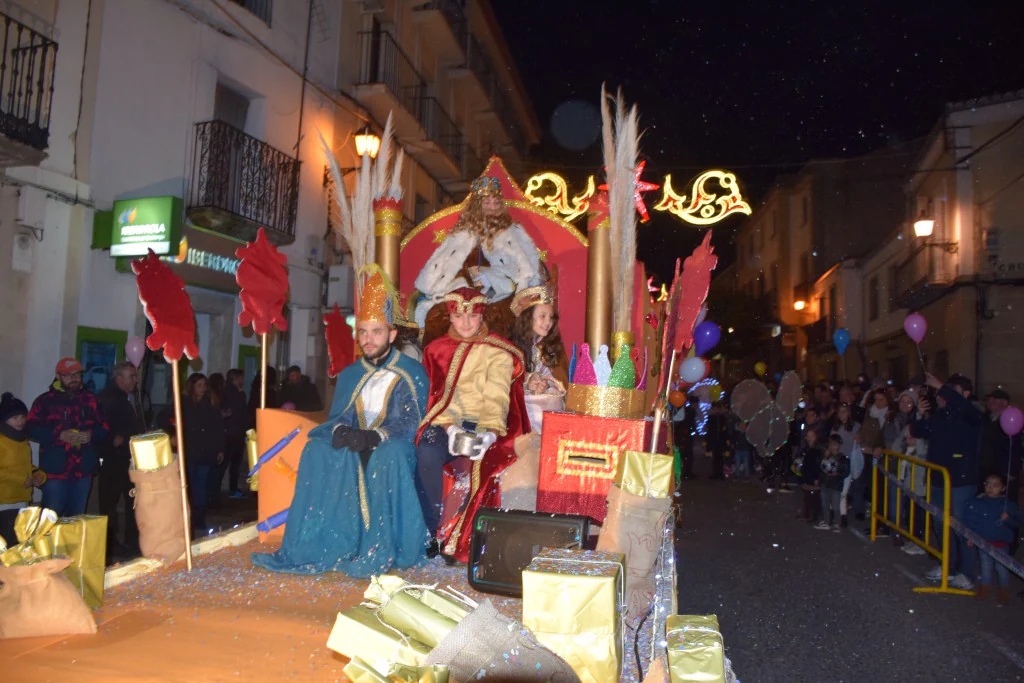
[668,390,686,407]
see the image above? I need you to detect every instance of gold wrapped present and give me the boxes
[566,383,646,419]
[364,577,458,648]
[42,515,108,609]
[246,429,259,491]
[129,431,174,471]
[522,548,625,683]
[326,606,432,674]
[343,657,449,683]
[369,575,473,623]
[0,506,59,566]
[617,450,675,499]
[665,615,725,683]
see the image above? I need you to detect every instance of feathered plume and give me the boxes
[320,112,406,306]
[600,87,641,332]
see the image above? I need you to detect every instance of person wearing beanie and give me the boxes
[26,357,108,517]
[0,392,46,543]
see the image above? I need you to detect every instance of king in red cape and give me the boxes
[415,287,530,564]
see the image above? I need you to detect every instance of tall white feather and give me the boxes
[373,114,395,199]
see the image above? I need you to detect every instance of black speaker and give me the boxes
[467,508,590,597]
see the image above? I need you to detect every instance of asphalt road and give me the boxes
[676,466,1024,683]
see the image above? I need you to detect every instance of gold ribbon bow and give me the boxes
[0,506,59,566]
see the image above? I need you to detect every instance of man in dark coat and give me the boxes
[97,362,147,557]
[222,369,250,497]
[279,365,323,413]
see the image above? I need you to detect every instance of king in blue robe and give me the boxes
[252,272,430,578]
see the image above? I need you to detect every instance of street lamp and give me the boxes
[354,125,381,160]
[793,282,809,311]
[913,209,935,238]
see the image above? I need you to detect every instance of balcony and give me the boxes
[0,11,57,166]
[188,120,300,245]
[355,29,427,141]
[412,0,529,160]
[894,242,955,310]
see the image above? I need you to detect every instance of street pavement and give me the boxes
[676,465,1024,682]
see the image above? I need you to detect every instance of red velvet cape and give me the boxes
[417,328,530,562]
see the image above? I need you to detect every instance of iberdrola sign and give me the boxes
[109,196,183,257]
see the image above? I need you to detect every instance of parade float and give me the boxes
[0,92,749,682]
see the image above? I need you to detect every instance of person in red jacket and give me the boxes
[414,287,529,564]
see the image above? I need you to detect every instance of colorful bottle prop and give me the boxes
[574,343,598,386]
[607,343,636,389]
[594,344,612,387]
[568,343,578,384]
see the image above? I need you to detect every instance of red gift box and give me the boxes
[536,412,664,523]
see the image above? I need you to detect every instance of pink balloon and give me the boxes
[903,312,927,344]
[1000,406,1024,437]
[125,336,146,367]
[281,402,297,411]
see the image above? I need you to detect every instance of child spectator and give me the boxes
[964,473,1020,606]
[0,393,46,542]
[816,434,850,532]
[798,428,823,524]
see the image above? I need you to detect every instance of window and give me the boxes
[229,0,272,26]
[887,265,898,313]
[868,277,879,321]
[414,194,431,224]
[214,84,250,130]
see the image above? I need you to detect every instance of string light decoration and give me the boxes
[652,171,752,225]
[686,377,723,436]
[524,169,750,227]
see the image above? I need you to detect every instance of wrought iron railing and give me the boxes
[419,96,464,169]
[357,29,426,119]
[229,0,272,27]
[417,0,528,158]
[0,11,57,150]
[189,120,300,238]
[894,241,955,308]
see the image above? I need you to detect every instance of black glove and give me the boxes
[331,424,353,450]
[335,428,382,453]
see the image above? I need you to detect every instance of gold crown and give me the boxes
[357,268,396,326]
[510,283,556,317]
[444,287,488,315]
[470,176,502,197]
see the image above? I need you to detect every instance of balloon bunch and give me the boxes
[679,321,720,386]
[730,371,802,459]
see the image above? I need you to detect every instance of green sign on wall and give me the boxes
[109,196,183,257]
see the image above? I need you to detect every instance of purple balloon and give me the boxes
[1000,406,1024,437]
[693,321,721,357]
[903,312,927,344]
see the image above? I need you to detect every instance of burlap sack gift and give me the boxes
[424,599,580,683]
[597,485,671,624]
[498,433,541,511]
[129,456,187,563]
[0,558,97,638]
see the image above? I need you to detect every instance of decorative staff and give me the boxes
[131,250,200,570]
[236,228,290,408]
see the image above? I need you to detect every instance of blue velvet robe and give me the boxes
[252,348,430,577]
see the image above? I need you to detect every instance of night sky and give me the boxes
[492,0,1024,280]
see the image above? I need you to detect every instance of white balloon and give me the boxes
[695,305,707,329]
[680,356,707,384]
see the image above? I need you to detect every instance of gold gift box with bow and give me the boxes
[0,507,107,608]
[665,614,726,683]
[129,431,174,471]
[343,657,449,683]
[616,450,675,499]
[326,605,432,674]
[522,547,625,683]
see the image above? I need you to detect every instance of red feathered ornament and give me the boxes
[132,250,199,362]
[673,231,717,353]
[323,304,354,378]
[235,228,289,334]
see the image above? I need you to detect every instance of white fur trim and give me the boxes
[414,231,477,297]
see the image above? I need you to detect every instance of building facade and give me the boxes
[0,0,538,415]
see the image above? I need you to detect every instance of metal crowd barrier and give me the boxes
[870,450,973,596]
